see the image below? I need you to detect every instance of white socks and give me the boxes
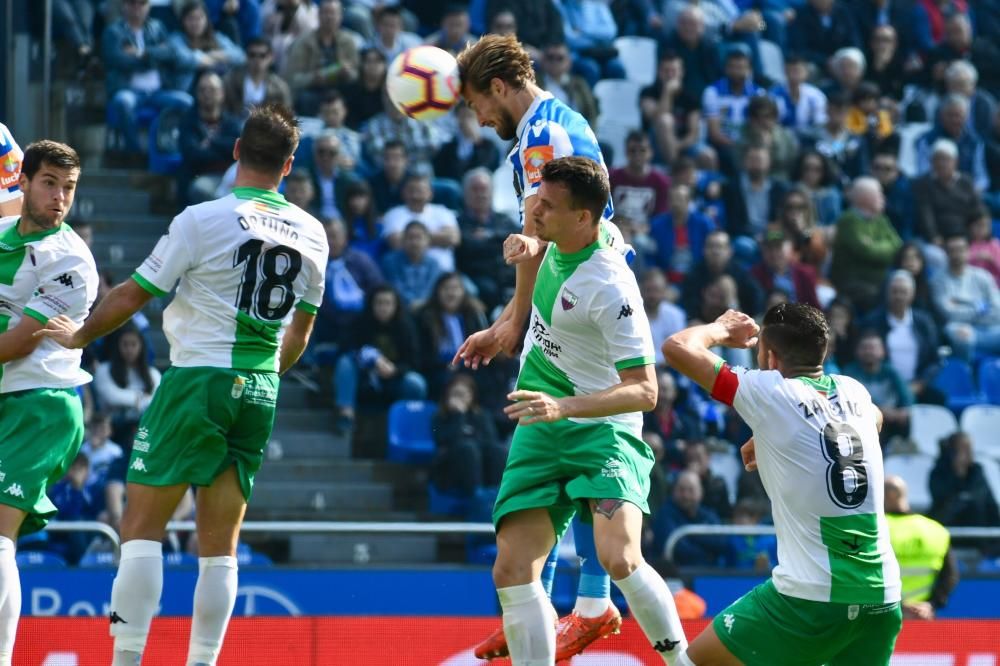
[497,581,556,665]
[614,563,687,665]
[187,556,238,666]
[573,595,610,618]
[110,540,163,661]
[676,651,697,666]
[0,536,19,666]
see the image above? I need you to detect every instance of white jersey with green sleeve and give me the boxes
[710,364,902,605]
[132,187,327,372]
[0,217,97,392]
[517,238,654,434]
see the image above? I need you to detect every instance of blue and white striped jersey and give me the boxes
[0,123,23,204]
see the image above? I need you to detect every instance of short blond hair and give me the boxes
[456,34,535,95]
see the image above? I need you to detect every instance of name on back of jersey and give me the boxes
[238,212,299,242]
[798,394,862,422]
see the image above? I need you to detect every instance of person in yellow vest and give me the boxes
[885,475,959,620]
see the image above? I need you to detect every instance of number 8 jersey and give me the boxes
[133,187,328,372]
[711,364,902,605]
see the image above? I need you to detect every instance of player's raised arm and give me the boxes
[661,309,760,391]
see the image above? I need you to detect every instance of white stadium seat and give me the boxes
[979,457,1000,508]
[884,453,936,512]
[614,36,658,86]
[909,404,958,457]
[491,161,519,220]
[758,40,786,86]
[709,451,743,505]
[594,79,643,130]
[897,122,931,177]
[596,120,632,168]
[960,405,1000,461]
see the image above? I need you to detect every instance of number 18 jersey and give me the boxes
[712,366,901,605]
[133,187,328,372]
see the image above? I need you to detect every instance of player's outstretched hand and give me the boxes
[740,437,757,472]
[505,390,563,425]
[452,327,502,370]
[33,314,83,349]
[714,309,760,349]
[503,233,542,265]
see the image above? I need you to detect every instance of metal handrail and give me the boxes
[165,520,497,535]
[46,521,122,553]
[664,524,1000,563]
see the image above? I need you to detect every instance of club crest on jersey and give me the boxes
[847,605,859,621]
[561,288,579,310]
[231,376,247,399]
[523,145,554,185]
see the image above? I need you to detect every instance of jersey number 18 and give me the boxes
[233,239,302,321]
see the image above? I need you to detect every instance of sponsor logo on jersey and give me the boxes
[133,427,150,453]
[0,141,22,192]
[560,288,578,311]
[523,145,554,185]
[601,458,626,479]
[530,314,562,358]
[3,483,23,498]
[723,613,735,633]
[231,376,247,399]
[130,458,147,472]
[847,605,859,621]
[39,293,71,314]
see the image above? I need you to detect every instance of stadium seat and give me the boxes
[709,451,742,505]
[236,543,274,567]
[979,458,1000,513]
[758,40,786,86]
[613,36,657,86]
[492,162,519,220]
[594,79,643,129]
[961,405,1000,460]
[164,551,198,568]
[15,551,67,568]
[909,404,958,456]
[931,358,982,413]
[979,357,1000,405]
[427,483,469,517]
[386,400,437,464]
[897,122,932,177]
[79,551,117,568]
[147,106,185,175]
[884,453,935,512]
[595,119,631,168]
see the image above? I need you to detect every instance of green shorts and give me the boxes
[493,419,653,539]
[0,388,84,535]
[127,366,279,500]
[712,579,902,666]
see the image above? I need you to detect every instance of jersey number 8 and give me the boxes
[234,239,302,321]
[820,422,869,509]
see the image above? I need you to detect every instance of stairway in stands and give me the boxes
[73,169,442,566]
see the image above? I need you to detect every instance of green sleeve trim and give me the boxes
[22,307,48,325]
[713,358,724,374]
[295,300,319,315]
[615,355,655,371]
[131,272,168,297]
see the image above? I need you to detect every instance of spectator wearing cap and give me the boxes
[222,37,293,118]
[788,0,861,71]
[914,138,990,245]
[750,225,821,308]
[916,95,988,192]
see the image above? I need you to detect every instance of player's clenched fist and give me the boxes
[503,233,543,265]
[713,309,760,349]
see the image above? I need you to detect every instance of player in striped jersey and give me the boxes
[0,124,24,217]
[662,303,902,665]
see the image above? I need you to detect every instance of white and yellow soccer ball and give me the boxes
[385,45,460,121]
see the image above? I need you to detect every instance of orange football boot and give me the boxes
[554,605,623,661]
[473,625,509,660]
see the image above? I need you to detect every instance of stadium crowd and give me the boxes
[27,0,1000,569]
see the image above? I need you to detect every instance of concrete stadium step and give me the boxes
[77,168,147,190]
[273,407,330,431]
[266,430,349,459]
[74,187,152,218]
[276,382,318,409]
[251,480,393,513]
[256,458,378,484]
[288,533,439,564]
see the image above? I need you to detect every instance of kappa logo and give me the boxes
[3,484,23,498]
[55,273,73,288]
[130,458,147,472]
[561,288,579,311]
[617,302,634,319]
[723,613,735,633]
[653,638,680,653]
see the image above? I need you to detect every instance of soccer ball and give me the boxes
[386,46,460,121]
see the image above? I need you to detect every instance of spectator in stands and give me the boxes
[845,83,896,158]
[283,168,320,217]
[556,0,626,86]
[643,369,702,468]
[261,0,317,70]
[367,5,420,62]
[917,96,988,191]
[102,0,193,155]
[932,234,1000,358]
[812,93,869,180]
[915,138,990,244]
[430,373,506,496]
[738,95,800,180]
[788,0,860,71]
[894,242,938,315]
[865,26,912,104]
[93,324,161,446]
[682,229,764,318]
[640,269,686,362]
[862,269,942,403]
[178,70,242,204]
[488,9,518,37]
[885,475,959,620]
[692,274,755,367]
[844,330,913,444]
[416,273,489,397]
[362,93,447,169]
[661,6,722,105]
[790,149,843,227]
[684,440,732,520]
[703,46,764,177]
[432,103,502,183]
[425,4,474,56]
[382,171,460,272]
[380,220,442,307]
[639,50,703,165]
[369,139,408,213]
[168,1,246,93]
[283,0,359,116]
[723,499,777,571]
[205,0,262,46]
[649,183,715,284]
[52,0,98,61]
[610,131,670,228]
[851,0,922,66]
[776,187,828,273]
[772,54,828,141]
[930,431,1000,529]
[222,37,293,117]
[924,12,974,88]
[661,0,770,72]
[80,412,124,484]
[750,225,821,308]
[722,143,787,242]
[334,285,427,429]
[535,42,599,126]
[872,151,917,241]
[317,92,363,172]
[650,470,726,563]
[343,180,384,259]
[309,131,356,221]
[314,217,384,366]
[830,176,903,312]
[485,0,565,63]
[340,47,388,130]
[824,47,867,100]
[942,61,996,142]
[825,297,860,371]
[969,214,1000,286]
[455,168,519,312]
[49,453,100,564]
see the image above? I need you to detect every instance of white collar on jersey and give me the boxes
[516,91,555,140]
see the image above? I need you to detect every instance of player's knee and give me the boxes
[596,546,642,580]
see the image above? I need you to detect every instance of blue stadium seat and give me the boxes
[386,400,437,464]
[147,107,185,175]
[979,357,1000,405]
[164,551,198,568]
[932,358,982,413]
[79,551,117,568]
[16,551,67,568]
[427,483,468,517]
[236,542,274,567]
